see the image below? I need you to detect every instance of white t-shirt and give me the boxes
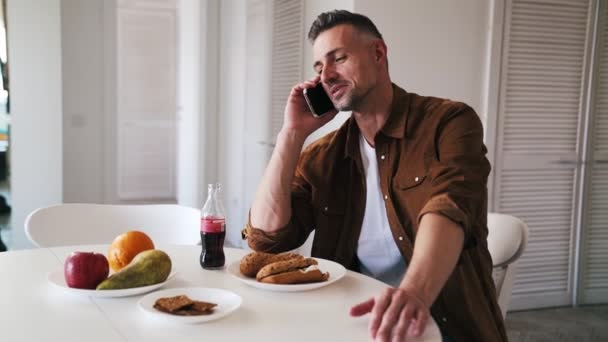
[356,133,406,287]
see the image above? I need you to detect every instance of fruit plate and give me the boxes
[226,257,347,292]
[138,287,242,324]
[47,270,177,298]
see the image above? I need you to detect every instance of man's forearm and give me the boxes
[250,129,306,233]
[400,213,465,306]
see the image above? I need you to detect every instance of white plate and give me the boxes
[138,287,242,324]
[227,257,347,292]
[47,270,177,298]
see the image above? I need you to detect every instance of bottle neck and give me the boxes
[206,184,222,200]
[202,184,225,218]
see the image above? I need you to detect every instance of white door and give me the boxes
[579,0,608,304]
[115,0,177,201]
[493,0,594,310]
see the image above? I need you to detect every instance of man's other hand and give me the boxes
[350,287,430,342]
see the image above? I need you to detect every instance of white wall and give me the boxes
[354,0,491,118]
[8,0,63,249]
[61,0,104,204]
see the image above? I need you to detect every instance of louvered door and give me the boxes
[270,0,303,141]
[494,0,594,309]
[580,0,608,304]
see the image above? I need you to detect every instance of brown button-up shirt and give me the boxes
[245,84,507,341]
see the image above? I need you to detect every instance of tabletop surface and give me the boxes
[0,245,441,342]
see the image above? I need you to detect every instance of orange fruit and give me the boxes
[107,231,155,272]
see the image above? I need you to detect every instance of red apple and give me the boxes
[64,252,109,289]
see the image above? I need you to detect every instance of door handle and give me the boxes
[594,160,608,164]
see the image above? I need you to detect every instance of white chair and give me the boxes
[487,212,528,319]
[25,203,201,247]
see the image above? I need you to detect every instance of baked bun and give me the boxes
[258,268,329,284]
[239,251,303,278]
[256,257,329,284]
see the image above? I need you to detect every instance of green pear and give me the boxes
[96,249,171,290]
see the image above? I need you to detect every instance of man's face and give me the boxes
[312,24,381,111]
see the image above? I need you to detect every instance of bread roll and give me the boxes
[239,251,303,278]
[258,268,329,284]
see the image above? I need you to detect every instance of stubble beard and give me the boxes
[334,85,372,112]
[335,93,355,111]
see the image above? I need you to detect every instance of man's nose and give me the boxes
[321,65,338,84]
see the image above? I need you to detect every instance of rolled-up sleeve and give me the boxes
[244,153,316,253]
[417,105,491,249]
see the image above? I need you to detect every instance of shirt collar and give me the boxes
[344,83,410,160]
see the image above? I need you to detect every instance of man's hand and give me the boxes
[349,214,464,341]
[282,76,338,139]
[350,287,430,342]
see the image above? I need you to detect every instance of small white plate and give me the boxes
[227,257,347,292]
[47,270,176,298]
[138,287,242,324]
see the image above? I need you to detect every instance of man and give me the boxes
[243,10,507,341]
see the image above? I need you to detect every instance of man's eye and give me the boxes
[336,56,346,62]
[316,69,323,75]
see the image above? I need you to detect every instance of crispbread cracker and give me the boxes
[153,295,217,316]
[153,295,193,313]
[191,301,217,313]
[170,300,217,316]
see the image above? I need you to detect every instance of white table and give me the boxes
[0,245,441,341]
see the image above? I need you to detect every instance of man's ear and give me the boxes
[373,39,387,64]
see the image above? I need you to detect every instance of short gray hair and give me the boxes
[308,10,383,43]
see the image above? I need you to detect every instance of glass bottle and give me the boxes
[200,183,226,269]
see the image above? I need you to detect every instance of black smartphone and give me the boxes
[303,82,336,117]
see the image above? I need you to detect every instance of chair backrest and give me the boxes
[487,212,528,318]
[25,203,201,247]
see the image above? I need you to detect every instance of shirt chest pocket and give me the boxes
[392,165,431,223]
[394,168,428,191]
[392,145,433,192]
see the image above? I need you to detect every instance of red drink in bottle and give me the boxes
[200,216,225,268]
[200,183,226,269]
